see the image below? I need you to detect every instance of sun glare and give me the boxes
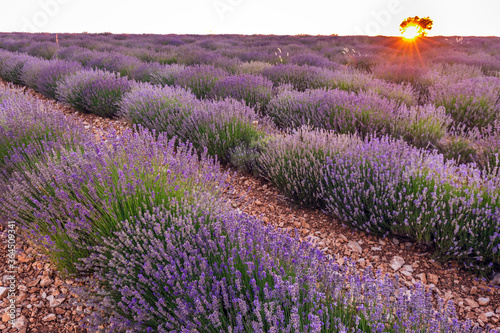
[401,24,420,40]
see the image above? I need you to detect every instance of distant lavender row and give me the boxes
[1,38,499,134]
[1,33,498,75]
[0,50,474,163]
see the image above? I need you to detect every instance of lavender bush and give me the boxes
[266,89,396,137]
[0,51,31,84]
[174,64,228,99]
[266,88,441,148]
[148,64,186,86]
[119,83,201,135]
[236,61,274,75]
[0,84,87,180]
[55,46,89,61]
[262,64,333,91]
[4,128,228,273]
[259,128,500,272]
[120,84,265,164]
[127,62,164,82]
[19,57,51,91]
[78,201,485,332]
[25,41,59,59]
[430,77,500,128]
[86,52,143,77]
[289,52,336,68]
[57,69,132,117]
[20,58,83,98]
[182,98,266,163]
[389,103,451,149]
[257,128,354,207]
[210,74,274,111]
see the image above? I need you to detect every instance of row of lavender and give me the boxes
[0,48,499,274]
[1,85,489,332]
[1,33,498,101]
[0,33,499,74]
[2,33,498,112]
[0,44,500,168]
[0,34,499,168]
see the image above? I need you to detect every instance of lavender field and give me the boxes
[0,32,499,332]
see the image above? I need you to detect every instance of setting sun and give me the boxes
[401,24,420,40]
[399,16,433,40]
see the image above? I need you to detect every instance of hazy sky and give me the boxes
[1,0,499,36]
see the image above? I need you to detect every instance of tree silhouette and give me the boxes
[399,16,433,37]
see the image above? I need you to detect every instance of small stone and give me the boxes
[470,286,478,295]
[262,216,269,223]
[465,298,479,308]
[26,278,40,287]
[42,313,56,322]
[338,234,348,243]
[496,306,500,314]
[418,273,427,284]
[427,273,439,285]
[55,308,66,315]
[54,278,63,288]
[400,270,412,278]
[347,240,362,254]
[2,311,11,323]
[47,295,66,307]
[29,287,40,294]
[466,311,476,320]
[39,276,53,287]
[491,273,500,285]
[444,290,453,301]
[371,247,382,251]
[478,313,488,323]
[392,238,400,245]
[12,315,28,332]
[0,287,8,300]
[401,265,414,273]
[255,200,263,206]
[18,253,33,263]
[390,256,405,271]
[16,293,27,303]
[478,297,490,306]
